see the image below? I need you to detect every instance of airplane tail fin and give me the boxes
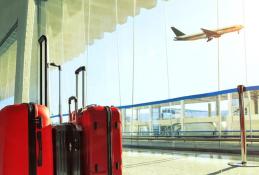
[171,27,185,36]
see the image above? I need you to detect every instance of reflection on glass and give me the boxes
[0,39,17,108]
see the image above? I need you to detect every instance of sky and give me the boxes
[35,0,259,115]
[1,0,259,115]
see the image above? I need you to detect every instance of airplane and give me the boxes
[171,25,244,42]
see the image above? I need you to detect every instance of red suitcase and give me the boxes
[0,104,53,175]
[77,106,122,175]
[72,66,122,175]
[0,35,53,175]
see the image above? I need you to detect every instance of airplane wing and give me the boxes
[201,28,220,37]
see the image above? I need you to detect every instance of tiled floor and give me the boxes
[123,150,259,175]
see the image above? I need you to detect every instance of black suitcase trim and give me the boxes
[28,103,37,175]
[105,107,113,175]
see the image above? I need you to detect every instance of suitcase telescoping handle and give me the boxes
[49,62,62,123]
[75,66,86,108]
[68,96,78,122]
[38,35,48,107]
[37,35,48,168]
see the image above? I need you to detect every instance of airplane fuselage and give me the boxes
[174,25,243,41]
[174,33,206,41]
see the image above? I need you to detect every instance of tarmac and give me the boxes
[122,149,259,175]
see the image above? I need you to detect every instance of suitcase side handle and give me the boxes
[68,96,78,122]
[75,66,86,108]
[36,131,43,166]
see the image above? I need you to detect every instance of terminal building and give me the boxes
[1,0,259,174]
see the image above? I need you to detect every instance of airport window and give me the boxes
[2,0,259,174]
